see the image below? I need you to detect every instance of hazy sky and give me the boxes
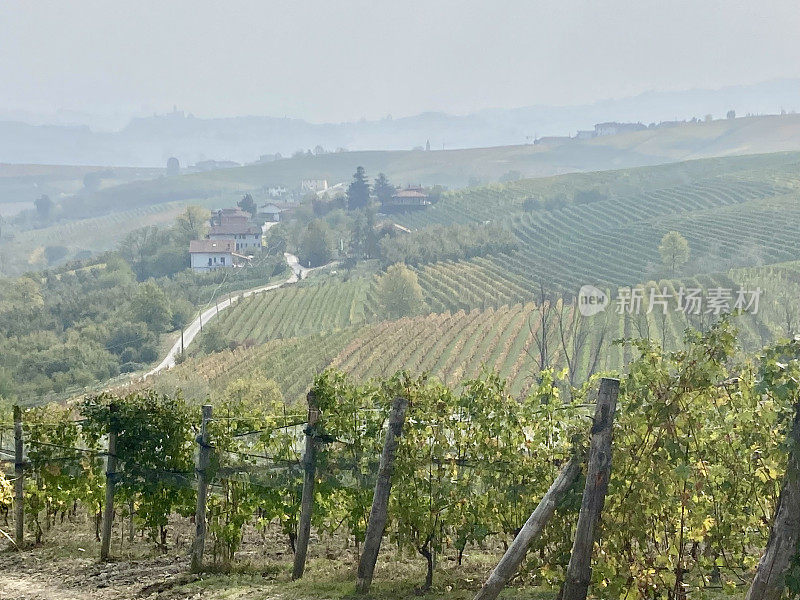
[1,0,799,124]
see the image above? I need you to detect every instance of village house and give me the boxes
[260,203,283,222]
[211,208,250,226]
[381,186,431,212]
[208,223,262,252]
[189,239,238,272]
[300,179,328,193]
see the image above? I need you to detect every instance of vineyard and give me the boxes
[209,276,379,344]
[485,180,790,291]
[3,323,800,599]
[0,201,190,275]
[390,152,800,231]
[172,267,792,406]
[151,330,358,403]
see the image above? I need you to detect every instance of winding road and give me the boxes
[144,253,311,378]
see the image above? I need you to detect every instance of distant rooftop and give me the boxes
[209,224,261,235]
[189,240,235,253]
[392,189,428,198]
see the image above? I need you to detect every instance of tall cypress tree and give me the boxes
[347,166,371,211]
[373,173,395,206]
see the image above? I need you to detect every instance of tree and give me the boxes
[659,231,690,275]
[119,226,160,275]
[347,166,371,211]
[298,220,334,267]
[170,298,195,331]
[174,206,209,243]
[264,225,288,255]
[130,280,173,333]
[376,263,425,319]
[237,193,257,217]
[373,173,395,205]
[34,195,54,220]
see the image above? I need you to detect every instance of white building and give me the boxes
[189,240,236,272]
[261,203,283,222]
[266,186,287,198]
[301,179,328,193]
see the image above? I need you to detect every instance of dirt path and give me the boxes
[0,551,199,600]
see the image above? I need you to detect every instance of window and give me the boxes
[207,257,212,266]
[221,256,225,265]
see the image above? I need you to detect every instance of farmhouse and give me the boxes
[208,223,262,252]
[380,186,431,212]
[189,240,237,272]
[212,208,250,226]
[261,203,283,222]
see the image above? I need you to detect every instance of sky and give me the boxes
[1,0,799,126]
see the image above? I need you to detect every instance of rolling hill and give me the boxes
[134,150,800,405]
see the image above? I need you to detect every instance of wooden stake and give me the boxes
[745,402,800,600]
[356,396,409,594]
[100,403,118,561]
[13,405,24,549]
[561,377,619,600]
[191,405,213,573]
[292,390,320,580]
[474,455,581,600]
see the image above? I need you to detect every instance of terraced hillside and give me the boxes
[391,151,800,230]
[147,152,800,407]
[211,276,380,344]
[145,330,358,404]
[174,267,782,405]
[488,179,790,290]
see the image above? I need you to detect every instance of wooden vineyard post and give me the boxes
[13,405,24,549]
[745,402,800,600]
[191,405,213,573]
[292,390,321,580]
[100,403,118,561]
[561,377,619,600]
[474,456,582,600]
[356,396,410,595]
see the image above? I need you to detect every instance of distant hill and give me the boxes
[94,114,800,193]
[1,79,798,166]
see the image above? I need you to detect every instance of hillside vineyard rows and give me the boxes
[5,152,800,600]
[7,322,800,599]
